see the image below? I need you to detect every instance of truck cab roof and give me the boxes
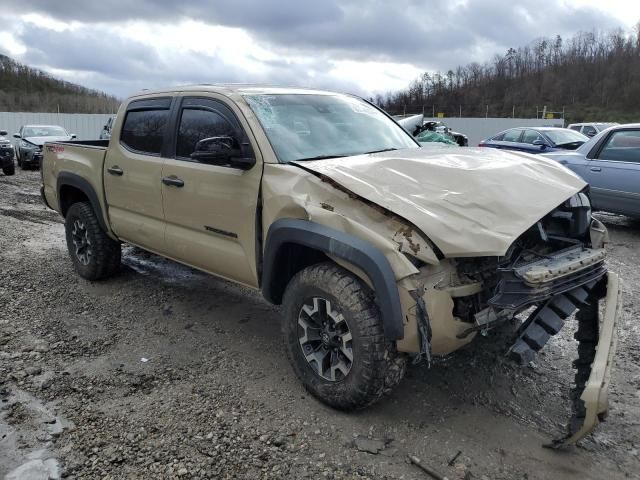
[130,84,345,99]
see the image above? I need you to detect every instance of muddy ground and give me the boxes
[0,170,638,480]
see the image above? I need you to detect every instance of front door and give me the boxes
[584,128,640,216]
[104,97,172,254]
[161,95,263,287]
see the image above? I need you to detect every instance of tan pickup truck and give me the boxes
[41,85,621,446]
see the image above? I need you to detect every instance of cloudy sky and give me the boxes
[0,0,638,99]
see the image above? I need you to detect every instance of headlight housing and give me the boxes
[19,140,36,150]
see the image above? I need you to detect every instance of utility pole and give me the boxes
[512,104,515,118]
[485,104,488,119]
[459,104,462,118]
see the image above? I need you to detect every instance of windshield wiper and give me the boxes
[293,155,348,162]
[364,147,399,154]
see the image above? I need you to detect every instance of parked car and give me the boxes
[395,115,468,146]
[41,85,620,447]
[543,124,640,217]
[479,127,588,153]
[14,125,76,169]
[0,129,15,176]
[100,116,115,140]
[568,122,619,138]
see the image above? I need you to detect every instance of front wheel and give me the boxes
[2,164,15,176]
[282,262,406,410]
[64,202,121,280]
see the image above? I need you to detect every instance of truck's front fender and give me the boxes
[262,218,405,340]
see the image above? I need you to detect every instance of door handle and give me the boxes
[107,165,123,176]
[590,167,602,172]
[162,175,184,187]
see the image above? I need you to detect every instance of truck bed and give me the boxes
[41,139,109,218]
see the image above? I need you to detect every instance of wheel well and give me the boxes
[265,242,328,304]
[59,185,89,217]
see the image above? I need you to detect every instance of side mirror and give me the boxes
[70,134,77,139]
[191,136,255,170]
[13,133,21,139]
[0,130,7,136]
[533,139,546,149]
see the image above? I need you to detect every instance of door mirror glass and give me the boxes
[191,135,239,161]
[13,133,20,139]
[70,134,77,139]
[190,136,255,170]
[532,139,546,147]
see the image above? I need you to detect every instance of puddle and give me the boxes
[0,387,68,479]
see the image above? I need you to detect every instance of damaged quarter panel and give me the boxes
[261,162,439,282]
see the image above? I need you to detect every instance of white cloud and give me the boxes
[0,0,636,99]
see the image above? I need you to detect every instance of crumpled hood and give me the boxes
[23,136,73,146]
[292,147,586,257]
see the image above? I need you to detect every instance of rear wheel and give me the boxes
[64,202,121,280]
[282,262,406,410]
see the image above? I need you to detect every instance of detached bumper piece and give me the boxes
[506,273,621,447]
[548,272,621,448]
[495,246,620,446]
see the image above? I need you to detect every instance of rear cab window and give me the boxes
[120,97,172,155]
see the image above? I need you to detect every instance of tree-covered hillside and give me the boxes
[381,24,640,123]
[0,54,120,113]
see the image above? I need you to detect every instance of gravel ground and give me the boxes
[1,170,639,480]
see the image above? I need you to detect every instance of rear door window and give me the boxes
[120,98,171,155]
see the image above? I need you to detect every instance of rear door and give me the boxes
[161,95,263,287]
[583,128,640,216]
[104,97,172,253]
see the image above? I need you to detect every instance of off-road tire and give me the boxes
[282,262,406,410]
[2,164,15,176]
[64,202,121,280]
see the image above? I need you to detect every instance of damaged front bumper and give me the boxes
[550,271,621,448]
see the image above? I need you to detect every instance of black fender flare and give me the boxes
[56,172,109,232]
[262,218,405,340]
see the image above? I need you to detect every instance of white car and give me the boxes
[568,122,619,138]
